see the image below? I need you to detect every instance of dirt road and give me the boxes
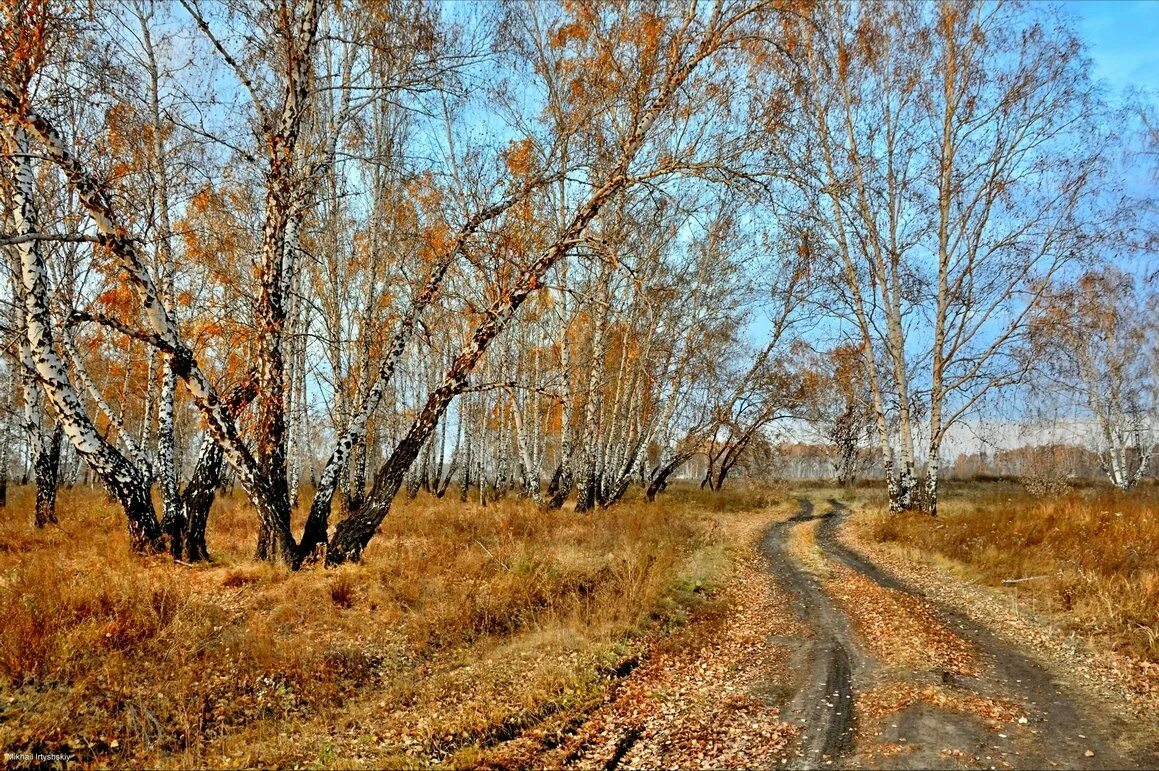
[518,498,1157,769]
[764,498,1154,770]
[763,499,859,766]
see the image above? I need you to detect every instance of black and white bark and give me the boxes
[135,1,184,551]
[0,89,298,563]
[4,126,163,551]
[175,373,259,561]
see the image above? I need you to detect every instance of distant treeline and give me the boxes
[744,443,1158,485]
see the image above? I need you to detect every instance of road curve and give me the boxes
[762,498,1147,770]
[761,499,860,768]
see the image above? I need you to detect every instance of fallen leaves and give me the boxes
[858,681,1024,730]
[846,511,1159,723]
[523,536,803,769]
[825,565,977,677]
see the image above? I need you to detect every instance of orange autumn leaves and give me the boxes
[103,102,174,186]
[504,137,535,180]
[545,2,668,113]
[0,0,54,99]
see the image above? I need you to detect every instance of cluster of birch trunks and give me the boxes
[0,0,1154,566]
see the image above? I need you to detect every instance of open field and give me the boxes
[3,481,1159,769]
[862,483,1159,664]
[0,484,781,768]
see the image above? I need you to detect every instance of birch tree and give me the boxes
[801,343,873,486]
[3,0,812,566]
[325,0,795,562]
[771,0,1114,513]
[2,158,63,525]
[1029,270,1158,489]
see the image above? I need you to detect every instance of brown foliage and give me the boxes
[868,484,1159,661]
[0,484,759,767]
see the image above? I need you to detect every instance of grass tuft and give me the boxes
[866,483,1159,661]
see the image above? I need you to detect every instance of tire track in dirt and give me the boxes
[502,512,801,770]
[762,499,861,768]
[811,498,1141,770]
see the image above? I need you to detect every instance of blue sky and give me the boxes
[1067,1,1158,96]
[936,2,1159,458]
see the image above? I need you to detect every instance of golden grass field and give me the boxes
[865,482,1159,663]
[0,483,779,768]
[1,480,1156,767]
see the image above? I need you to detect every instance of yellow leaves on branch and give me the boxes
[95,283,136,318]
[407,172,444,215]
[189,317,226,342]
[0,0,54,96]
[178,184,253,290]
[419,221,452,267]
[104,103,138,158]
[836,41,850,81]
[829,343,868,401]
[549,19,590,50]
[936,3,960,40]
[636,12,664,62]
[547,3,671,106]
[403,172,459,269]
[100,101,173,182]
[504,138,535,180]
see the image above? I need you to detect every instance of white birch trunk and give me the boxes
[5,127,163,550]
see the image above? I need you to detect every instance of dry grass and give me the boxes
[866,482,1159,662]
[784,517,830,577]
[0,482,775,768]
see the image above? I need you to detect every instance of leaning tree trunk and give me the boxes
[172,375,258,561]
[645,453,690,502]
[324,33,716,564]
[295,191,518,560]
[178,440,223,562]
[327,176,632,562]
[18,346,58,525]
[6,126,164,552]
